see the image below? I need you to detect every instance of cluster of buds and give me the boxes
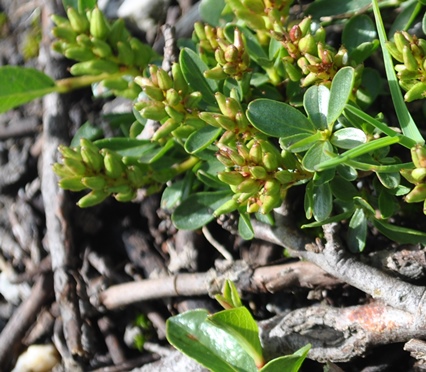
[401,145,426,213]
[225,0,291,35]
[199,91,255,144]
[53,138,160,207]
[51,7,155,97]
[193,25,251,81]
[134,64,205,142]
[214,138,308,216]
[386,31,426,102]
[277,17,354,87]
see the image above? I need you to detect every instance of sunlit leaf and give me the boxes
[347,208,367,252]
[330,128,367,149]
[303,85,329,130]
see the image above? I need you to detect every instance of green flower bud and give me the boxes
[260,194,281,214]
[53,163,72,178]
[262,152,279,172]
[194,22,207,41]
[184,91,203,109]
[218,171,245,185]
[235,191,253,204]
[298,17,312,36]
[64,46,96,62]
[213,198,239,217]
[156,68,173,91]
[238,178,261,193]
[102,77,129,91]
[126,165,147,187]
[386,41,403,61]
[77,190,109,208]
[165,89,182,107]
[51,14,71,28]
[219,130,237,144]
[400,168,417,184]
[102,149,125,179]
[114,188,136,202]
[172,63,189,94]
[283,60,302,82]
[412,145,426,168]
[394,32,410,53]
[249,166,268,179]
[242,0,264,14]
[152,118,180,141]
[275,169,294,184]
[63,157,87,175]
[264,178,281,196]
[90,37,112,58]
[140,103,167,121]
[302,71,321,87]
[298,34,317,55]
[237,143,250,159]
[247,200,260,213]
[249,142,263,164]
[70,59,119,76]
[89,7,110,40]
[224,45,239,63]
[199,112,222,127]
[204,65,228,80]
[402,45,419,72]
[52,26,77,43]
[58,145,83,161]
[117,41,135,66]
[165,105,185,123]
[404,81,426,102]
[313,27,326,44]
[215,48,227,65]
[59,176,87,191]
[411,167,426,183]
[67,7,90,34]
[81,176,107,190]
[215,114,237,131]
[143,85,165,101]
[223,63,239,76]
[418,38,426,55]
[80,140,103,173]
[405,184,426,203]
[217,154,235,167]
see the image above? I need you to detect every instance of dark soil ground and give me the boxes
[1,0,426,371]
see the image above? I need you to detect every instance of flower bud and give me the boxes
[218,171,245,185]
[102,149,125,179]
[213,198,239,217]
[77,190,109,208]
[59,176,86,191]
[405,184,426,203]
[81,176,107,190]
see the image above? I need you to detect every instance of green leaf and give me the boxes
[180,48,218,109]
[302,141,335,172]
[199,0,226,26]
[209,307,263,368]
[342,15,377,55]
[172,190,233,230]
[356,67,382,109]
[166,309,257,372]
[247,99,315,138]
[302,210,354,228]
[330,176,358,201]
[216,280,243,309]
[303,85,329,130]
[161,180,185,210]
[327,67,355,128]
[347,208,367,252]
[373,219,426,245]
[378,189,398,219]
[0,67,57,113]
[371,0,424,143]
[330,128,366,149]
[377,172,400,189]
[260,344,310,372]
[312,182,333,222]
[70,121,103,147]
[185,126,222,154]
[238,213,254,240]
[306,0,370,19]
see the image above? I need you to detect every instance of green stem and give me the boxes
[346,160,414,172]
[371,0,424,144]
[315,136,401,171]
[344,104,416,148]
[173,156,200,174]
[403,2,423,31]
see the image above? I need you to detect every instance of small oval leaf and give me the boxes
[330,128,367,149]
[185,126,222,154]
[304,85,329,130]
[247,99,315,138]
[347,208,367,252]
[302,141,335,172]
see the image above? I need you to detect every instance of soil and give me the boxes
[0,0,426,371]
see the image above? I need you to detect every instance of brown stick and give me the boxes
[0,274,54,370]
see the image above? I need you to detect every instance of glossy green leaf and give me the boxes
[330,176,358,201]
[260,344,310,372]
[336,164,358,181]
[312,182,333,222]
[185,126,222,154]
[327,67,355,128]
[378,189,398,219]
[373,219,426,245]
[389,0,419,36]
[172,190,233,230]
[330,128,367,149]
[302,141,335,172]
[377,172,400,189]
[247,99,315,138]
[199,0,226,26]
[210,307,263,367]
[70,121,103,147]
[216,280,243,309]
[161,180,185,210]
[342,15,377,54]
[303,85,329,130]
[347,208,367,252]
[302,210,354,228]
[166,309,257,372]
[238,213,255,240]
[305,0,370,19]
[180,48,218,109]
[0,67,56,113]
[356,67,382,109]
